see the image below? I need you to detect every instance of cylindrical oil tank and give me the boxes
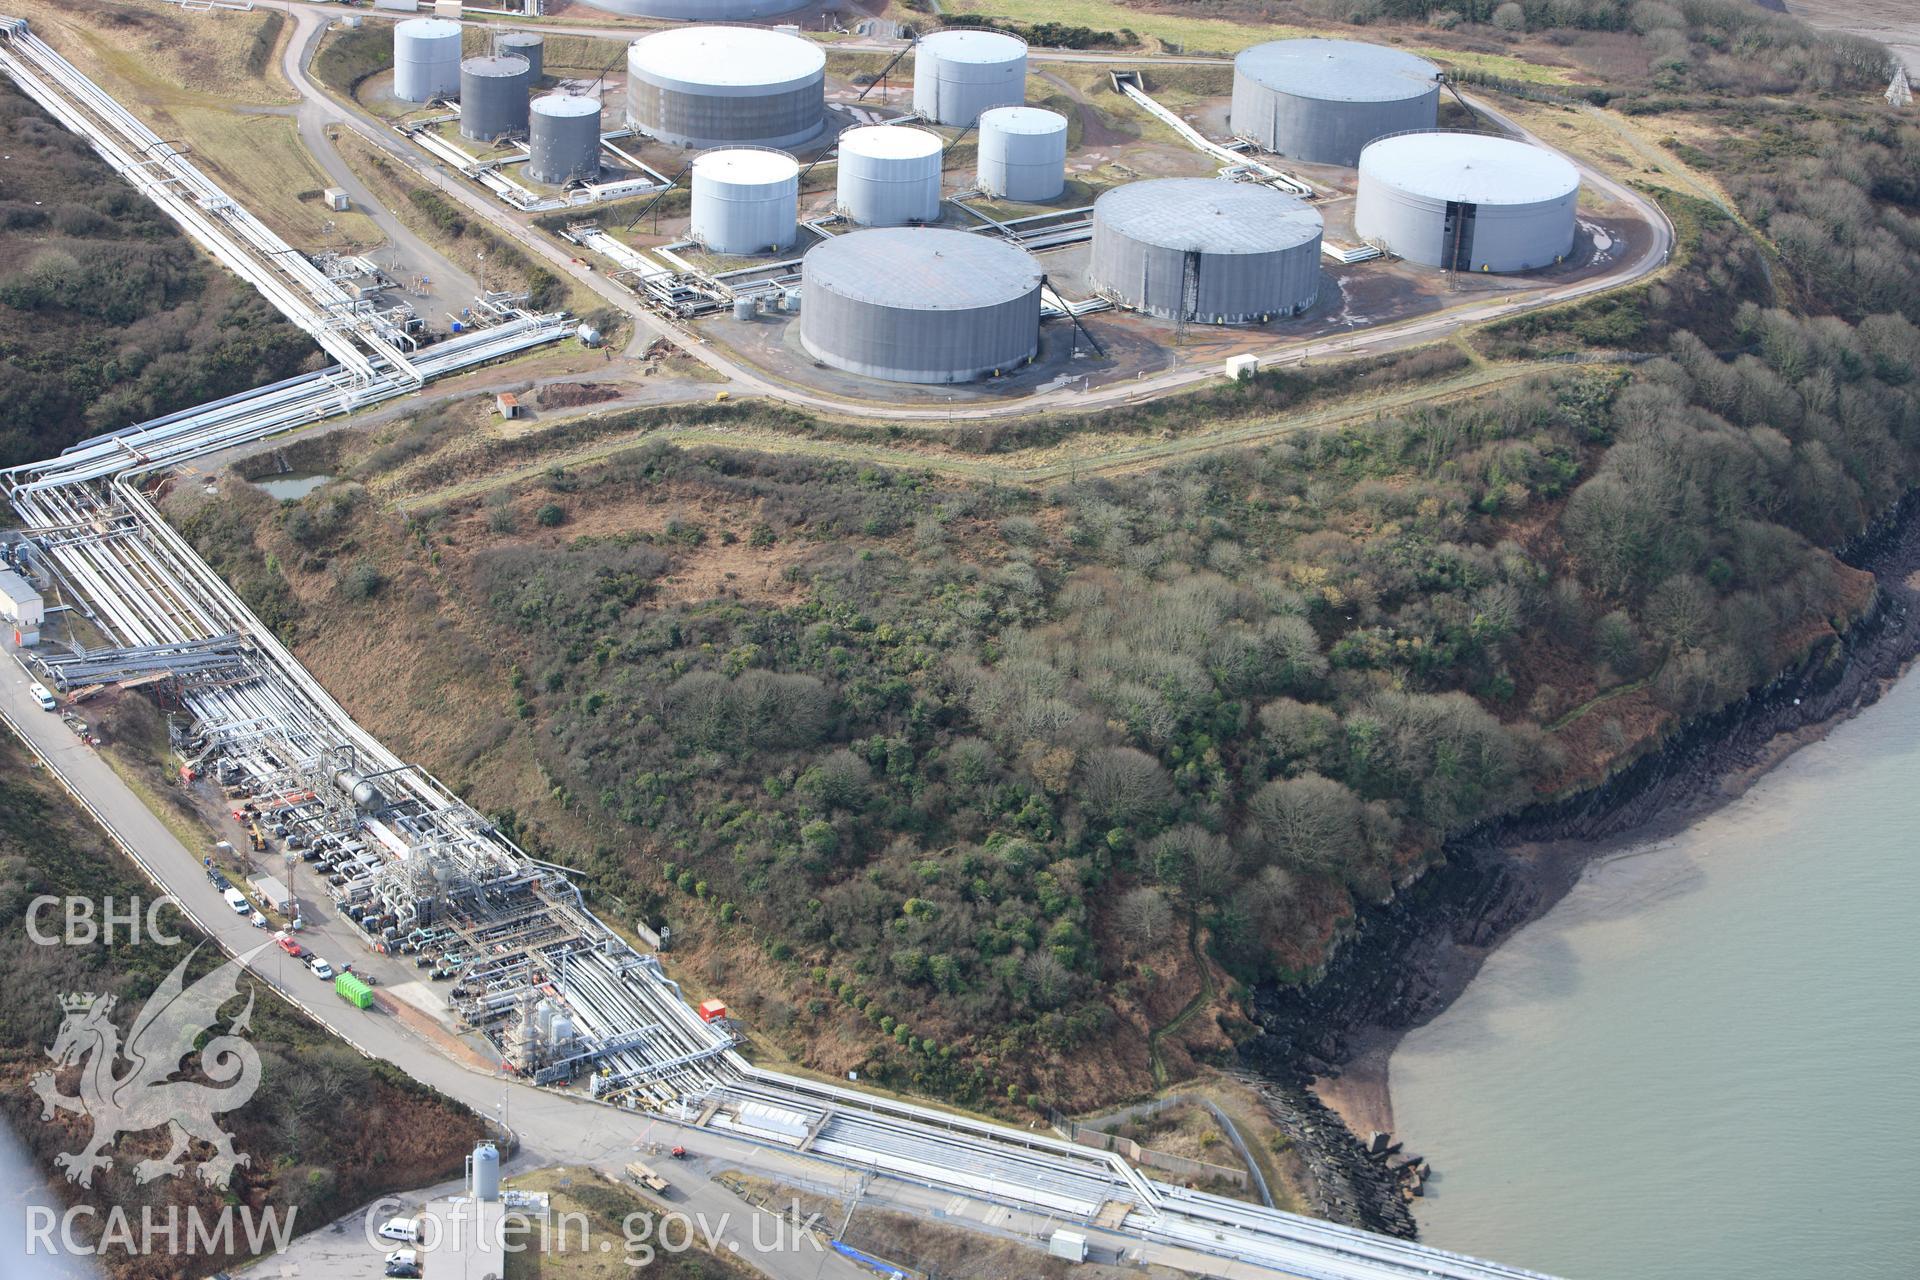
[835,126,943,226]
[460,54,533,142]
[733,296,758,320]
[470,1142,500,1202]
[571,0,803,16]
[333,769,387,812]
[976,106,1067,202]
[1089,178,1324,324]
[1355,132,1580,272]
[393,18,463,103]
[529,94,602,185]
[1230,38,1440,168]
[626,27,826,151]
[691,148,799,254]
[800,227,1042,384]
[495,31,544,82]
[913,30,1027,125]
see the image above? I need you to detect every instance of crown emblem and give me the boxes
[59,992,104,1012]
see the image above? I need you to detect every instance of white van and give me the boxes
[27,682,55,711]
[377,1217,420,1244]
[222,887,250,914]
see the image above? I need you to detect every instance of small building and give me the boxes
[1225,354,1260,381]
[697,999,729,1024]
[323,187,350,212]
[433,0,462,17]
[1047,1229,1089,1262]
[495,393,523,419]
[250,875,294,914]
[0,567,44,646]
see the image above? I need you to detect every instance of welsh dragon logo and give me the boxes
[30,943,267,1188]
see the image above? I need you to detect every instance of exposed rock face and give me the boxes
[1240,490,1920,1236]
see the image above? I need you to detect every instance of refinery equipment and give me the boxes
[529,94,602,185]
[835,125,943,226]
[459,54,533,143]
[625,27,826,151]
[393,18,463,104]
[1354,132,1580,272]
[691,149,800,255]
[1230,38,1441,167]
[976,106,1068,202]
[1089,178,1324,324]
[495,30,544,82]
[914,29,1028,125]
[469,1142,501,1200]
[799,227,1043,383]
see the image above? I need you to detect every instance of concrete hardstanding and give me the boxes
[913,30,1027,125]
[835,126,943,226]
[692,149,800,254]
[495,31,544,82]
[459,54,533,142]
[977,107,1068,202]
[529,94,603,185]
[1089,178,1323,324]
[393,18,463,103]
[800,227,1042,383]
[626,28,827,151]
[1230,38,1440,167]
[1354,132,1579,272]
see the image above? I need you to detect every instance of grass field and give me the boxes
[171,106,385,246]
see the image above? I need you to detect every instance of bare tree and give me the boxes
[1079,746,1175,826]
[1022,951,1074,1010]
[1116,885,1174,948]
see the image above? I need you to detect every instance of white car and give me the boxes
[307,957,335,981]
[386,1249,417,1269]
[222,888,250,914]
[376,1217,419,1244]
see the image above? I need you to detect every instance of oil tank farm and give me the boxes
[1089,179,1323,324]
[1355,132,1580,272]
[625,28,827,151]
[496,31,544,82]
[914,30,1028,125]
[393,18,463,104]
[977,106,1068,202]
[529,95,603,185]
[692,149,800,255]
[572,0,803,15]
[459,54,533,143]
[836,126,944,226]
[1230,38,1440,167]
[800,228,1042,383]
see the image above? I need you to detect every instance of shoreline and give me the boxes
[1239,488,1920,1233]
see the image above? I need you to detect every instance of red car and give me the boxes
[274,931,307,959]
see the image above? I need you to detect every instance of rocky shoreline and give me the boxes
[1238,490,1920,1236]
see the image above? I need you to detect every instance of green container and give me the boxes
[335,973,374,1009]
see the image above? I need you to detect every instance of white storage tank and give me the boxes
[976,106,1067,202]
[836,125,943,226]
[914,30,1027,126]
[469,1141,500,1201]
[459,54,533,143]
[529,94,602,185]
[692,148,800,255]
[1089,178,1324,324]
[1230,38,1441,168]
[393,18,463,103]
[800,227,1042,384]
[1355,132,1580,272]
[626,27,826,151]
[495,31,544,82]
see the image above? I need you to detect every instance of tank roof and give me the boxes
[462,54,529,77]
[627,27,825,87]
[805,228,1040,310]
[1234,38,1439,104]
[1096,179,1323,255]
[396,17,462,38]
[839,125,943,159]
[918,29,1028,62]
[980,106,1067,134]
[497,31,543,44]
[694,148,801,183]
[1360,132,1579,204]
[533,94,601,118]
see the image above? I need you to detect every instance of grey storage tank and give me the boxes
[393,18,463,104]
[1355,131,1580,272]
[914,30,1027,126]
[835,125,944,227]
[692,148,800,254]
[1230,38,1440,168]
[976,106,1067,202]
[1089,178,1323,324]
[495,31,544,82]
[800,227,1042,384]
[529,94,602,185]
[460,54,533,143]
[626,27,826,151]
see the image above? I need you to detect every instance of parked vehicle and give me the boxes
[306,956,334,981]
[222,888,250,914]
[28,681,56,711]
[375,1217,420,1244]
[273,932,306,959]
